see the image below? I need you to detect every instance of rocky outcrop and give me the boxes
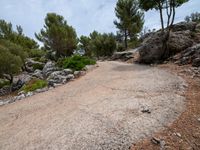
[47,69,74,86]
[32,69,43,79]
[42,61,59,77]
[171,21,197,32]
[138,22,197,64]
[168,31,193,53]
[172,44,200,67]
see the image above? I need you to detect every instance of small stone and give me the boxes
[176,132,181,138]
[141,106,151,114]
[197,118,200,122]
[16,94,26,100]
[18,91,25,96]
[66,74,75,80]
[160,140,166,149]
[0,100,5,106]
[35,88,48,93]
[151,137,160,145]
[26,92,33,97]
[74,71,81,78]
[63,69,73,75]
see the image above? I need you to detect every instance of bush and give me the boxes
[29,49,46,58]
[21,79,47,92]
[33,57,47,63]
[0,79,10,88]
[57,55,96,71]
[0,45,23,83]
[32,63,44,70]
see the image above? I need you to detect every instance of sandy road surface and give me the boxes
[0,61,186,150]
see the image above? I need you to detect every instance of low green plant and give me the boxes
[57,55,96,71]
[0,79,10,88]
[32,63,44,70]
[21,79,47,92]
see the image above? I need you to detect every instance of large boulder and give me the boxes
[139,32,165,63]
[139,31,193,64]
[171,21,197,32]
[42,61,59,77]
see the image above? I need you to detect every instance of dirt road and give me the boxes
[0,61,186,150]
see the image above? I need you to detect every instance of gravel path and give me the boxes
[0,61,186,150]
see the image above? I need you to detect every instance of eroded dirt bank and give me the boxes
[0,61,186,150]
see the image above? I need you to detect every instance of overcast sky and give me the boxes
[0,0,199,40]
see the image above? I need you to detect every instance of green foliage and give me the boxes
[90,32,117,57]
[0,45,22,83]
[32,63,44,70]
[185,12,200,23]
[79,36,91,57]
[33,57,48,63]
[0,39,28,63]
[79,31,117,58]
[21,79,47,92]
[114,0,144,49]
[57,55,96,71]
[139,0,189,30]
[0,79,10,88]
[35,13,78,57]
[139,0,189,11]
[0,20,39,49]
[29,49,46,58]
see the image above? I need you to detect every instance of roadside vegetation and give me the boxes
[57,55,96,71]
[21,79,47,93]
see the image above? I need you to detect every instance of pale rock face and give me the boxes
[32,69,43,79]
[42,61,58,77]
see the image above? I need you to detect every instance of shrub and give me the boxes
[29,49,46,58]
[32,63,44,70]
[33,57,47,63]
[57,55,96,71]
[21,79,47,92]
[0,79,10,88]
[0,45,23,84]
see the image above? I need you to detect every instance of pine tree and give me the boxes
[114,0,144,49]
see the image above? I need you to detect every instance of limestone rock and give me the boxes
[32,69,43,79]
[42,61,59,77]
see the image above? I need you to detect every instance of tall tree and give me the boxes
[35,13,78,57]
[0,45,22,84]
[139,0,189,32]
[0,19,39,49]
[114,0,144,49]
[79,36,91,57]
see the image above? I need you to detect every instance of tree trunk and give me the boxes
[158,2,164,32]
[124,29,128,49]
[9,74,13,85]
[170,0,176,28]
